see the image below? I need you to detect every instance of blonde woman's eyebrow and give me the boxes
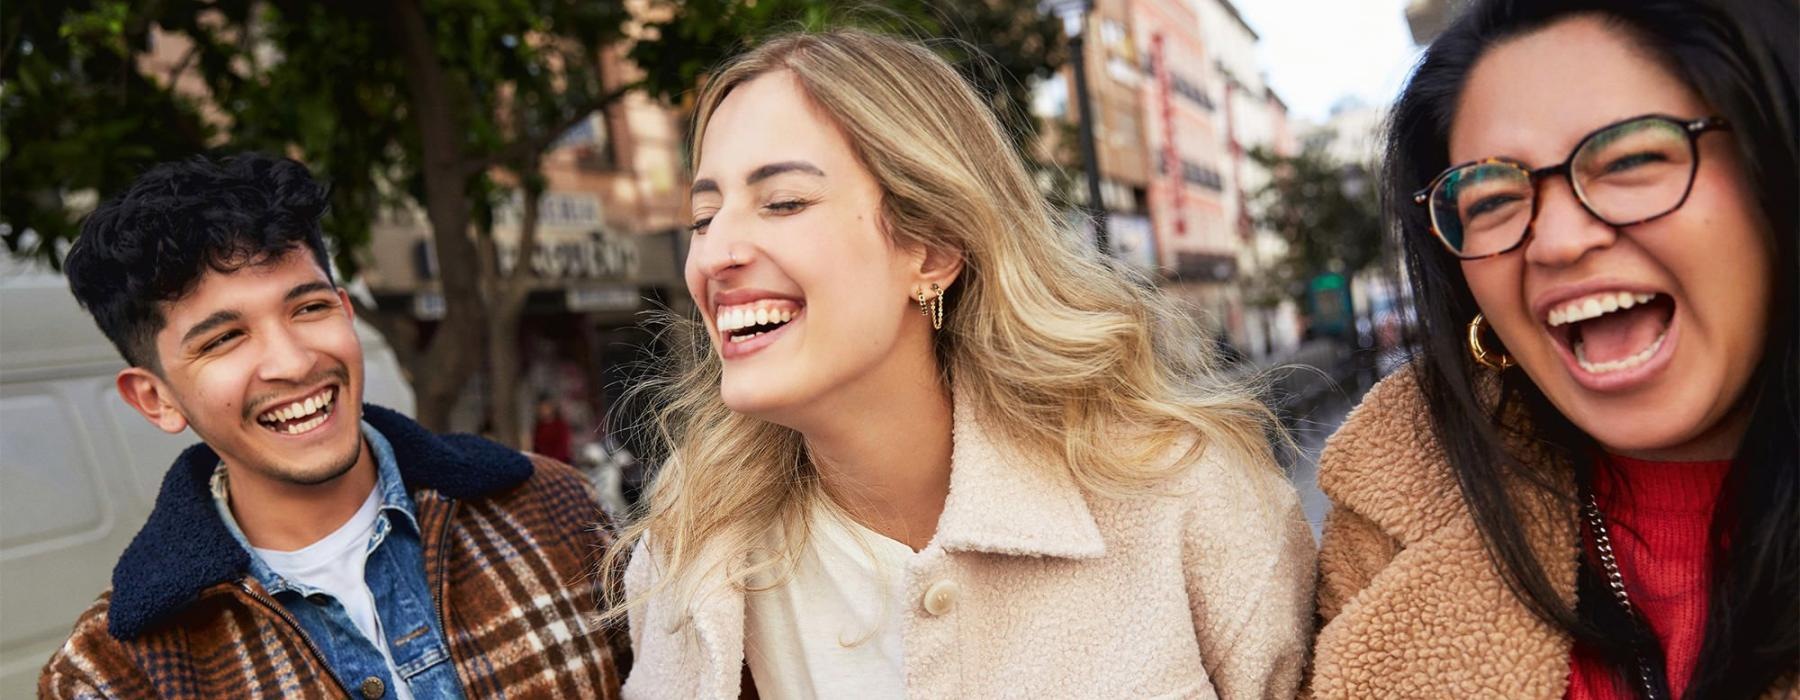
[692,160,827,197]
[746,160,825,185]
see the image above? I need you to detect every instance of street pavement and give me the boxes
[1284,388,1361,543]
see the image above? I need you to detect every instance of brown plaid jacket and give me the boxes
[39,405,629,699]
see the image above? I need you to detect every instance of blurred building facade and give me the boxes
[360,42,689,442]
[1199,0,1303,359]
[1042,0,1302,361]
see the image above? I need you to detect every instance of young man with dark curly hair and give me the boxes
[39,153,628,699]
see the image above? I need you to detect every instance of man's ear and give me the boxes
[117,368,189,435]
[337,287,356,321]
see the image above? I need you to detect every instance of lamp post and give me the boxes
[1043,0,1108,255]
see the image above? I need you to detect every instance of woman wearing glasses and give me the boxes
[1311,0,1796,698]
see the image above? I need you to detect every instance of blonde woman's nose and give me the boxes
[692,236,755,279]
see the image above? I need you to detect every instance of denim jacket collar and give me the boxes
[210,422,421,596]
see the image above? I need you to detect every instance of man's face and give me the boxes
[125,247,366,486]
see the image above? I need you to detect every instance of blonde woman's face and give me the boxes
[1452,16,1774,459]
[686,71,934,423]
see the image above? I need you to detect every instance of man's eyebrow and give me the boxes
[180,310,242,347]
[285,281,335,302]
[691,178,720,196]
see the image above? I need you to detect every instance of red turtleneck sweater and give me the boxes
[1566,454,1732,700]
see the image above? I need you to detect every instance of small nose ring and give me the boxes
[728,249,746,267]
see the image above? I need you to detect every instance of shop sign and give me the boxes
[565,285,642,312]
[497,191,603,229]
[497,231,640,280]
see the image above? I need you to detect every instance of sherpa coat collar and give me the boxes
[1309,366,1796,699]
[626,391,1111,697]
[623,389,1316,699]
[919,390,1107,560]
[106,403,532,641]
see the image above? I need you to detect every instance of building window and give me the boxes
[1156,152,1226,191]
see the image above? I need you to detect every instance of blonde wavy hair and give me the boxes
[599,28,1279,625]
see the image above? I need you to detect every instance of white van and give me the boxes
[0,261,415,696]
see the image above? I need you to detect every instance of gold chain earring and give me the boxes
[1467,313,1515,371]
[915,283,944,330]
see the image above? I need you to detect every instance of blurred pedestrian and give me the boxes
[1311,1,1796,698]
[601,29,1312,699]
[532,394,573,464]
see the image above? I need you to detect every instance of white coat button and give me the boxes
[922,579,960,616]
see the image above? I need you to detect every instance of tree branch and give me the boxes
[507,166,544,286]
[166,43,200,86]
[459,78,643,178]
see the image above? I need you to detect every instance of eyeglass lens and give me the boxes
[1429,117,1697,258]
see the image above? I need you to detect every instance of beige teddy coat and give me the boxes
[623,393,1316,699]
[1309,365,1795,699]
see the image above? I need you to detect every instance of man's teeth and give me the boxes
[715,304,797,333]
[1575,331,1667,374]
[259,388,335,429]
[279,413,329,435]
[1549,292,1656,327]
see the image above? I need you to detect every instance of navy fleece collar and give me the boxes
[106,404,533,641]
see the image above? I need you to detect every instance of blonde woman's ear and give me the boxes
[916,244,964,292]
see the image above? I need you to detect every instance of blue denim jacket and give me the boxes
[213,423,466,700]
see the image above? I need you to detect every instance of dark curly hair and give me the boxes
[63,153,333,370]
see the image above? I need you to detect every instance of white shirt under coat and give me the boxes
[743,504,915,699]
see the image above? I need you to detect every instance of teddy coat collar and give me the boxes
[1309,366,1584,698]
[1313,368,1800,699]
[930,390,1107,559]
[106,403,533,641]
[641,390,1109,697]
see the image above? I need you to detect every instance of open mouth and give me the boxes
[255,386,338,435]
[716,300,802,345]
[1547,291,1675,375]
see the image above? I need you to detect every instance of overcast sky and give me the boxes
[1231,0,1424,125]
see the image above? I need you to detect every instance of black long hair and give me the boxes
[1384,1,1797,698]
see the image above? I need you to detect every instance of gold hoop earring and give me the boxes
[915,283,944,331]
[1467,313,1515,371]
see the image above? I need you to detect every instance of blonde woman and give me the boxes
[602,30,1313,698]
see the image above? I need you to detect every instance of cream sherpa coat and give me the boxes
[623,393,1316,699]
[1310,366,1795,699]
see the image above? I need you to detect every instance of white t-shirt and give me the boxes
[744,505,915,699]
[254,487,416,700]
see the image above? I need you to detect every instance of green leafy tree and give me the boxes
[2,0,1064,436]
[1247,134,1384,305]
[629,0,1064,158]
[4,0,634,432]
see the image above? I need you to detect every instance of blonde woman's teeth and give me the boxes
[716,303,798,334]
